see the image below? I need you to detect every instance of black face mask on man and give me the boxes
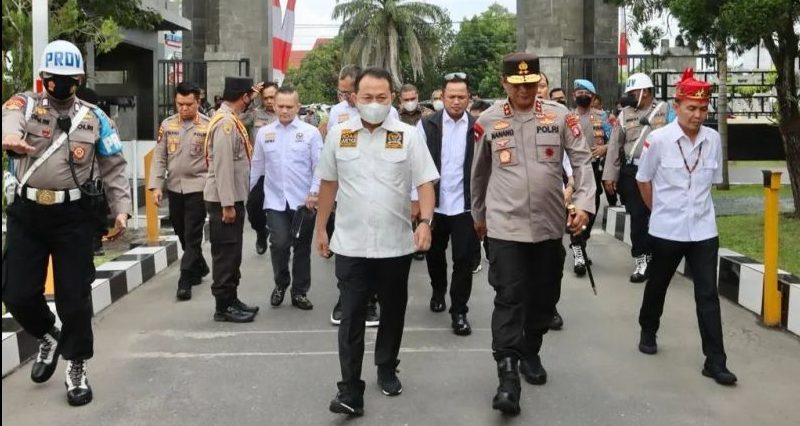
[619,93,638,108]
[44,74,79,100]
[575,95,592,108]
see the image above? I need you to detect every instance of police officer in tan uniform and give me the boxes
[2,40,130,406]
[246,81,278,256]
[149,82,211,301]
[204,76,259,323]
[471,52,595,416]
[602,73,672,283]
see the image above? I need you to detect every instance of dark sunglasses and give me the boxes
[444,72,467,81]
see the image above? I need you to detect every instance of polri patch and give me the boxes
[385,131,403,149]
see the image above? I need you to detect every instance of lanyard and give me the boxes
[676,139,703,188]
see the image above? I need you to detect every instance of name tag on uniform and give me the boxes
[491,128,514,139]
[77,123,94,131]
[339,130,357,148]
[264,132,276,143]
[536,124,559,134]
[385,131,403,149]
[337,113,349,123]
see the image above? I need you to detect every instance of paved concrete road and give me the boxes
[3,230,799,425]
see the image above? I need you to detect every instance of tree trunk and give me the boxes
[773,46,800,218]
[716,41,730,190]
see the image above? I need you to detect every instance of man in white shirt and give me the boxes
[635,69,736,385]
[418,72,478,336]
[315,68,439,416]
[251,87,323,310]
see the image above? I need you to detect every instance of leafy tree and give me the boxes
[2,0,161,99]
[284,37,343,104]
[442,3,516,99]
[332,0,448,87]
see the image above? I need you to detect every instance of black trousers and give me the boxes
[206,202,245,305]
[247,176,268,238]
[168,191,208,288]
[3,199,95,360]
[617,164,652,257]
[265,207,314,296]
[426,212,476,314]
[336,254,412,394]
[570,160,602,245]
[639,236,727,365]
[488,238,565,361]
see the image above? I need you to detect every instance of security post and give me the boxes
[761,170,782,327]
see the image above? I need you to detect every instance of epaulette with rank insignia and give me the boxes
[502,102,512,117]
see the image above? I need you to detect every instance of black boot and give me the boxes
[65,360,93,406]
[520,355,547,385]
[214,298,256,323]
[31,326,61,383]
[329,381,365,416]
[638,330,658,354]
[492,357,521,415]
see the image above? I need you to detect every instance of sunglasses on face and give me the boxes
[444,72,467,81]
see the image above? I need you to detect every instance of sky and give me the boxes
[290,0,517,50]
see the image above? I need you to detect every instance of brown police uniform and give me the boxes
[471,54,595,373]
[203,102,252,309]
[570,107,611,245]
[398,105,432,126]
[602,101,670,261]
[148,113,211,288]
[2,92,131,361]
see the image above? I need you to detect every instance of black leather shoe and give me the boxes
[199,263,210,279]
[451,313,472,336]
[366,300,380,327]
[413,252,426,261]
[256,234,268,255]
[331,299,343,325]
[492,357,521,416]
[270,286,288,306]
[329,391,364,416]
[291,294,314,310]
[214,306,256,323]
[65,360,93,406]
[549,312,564,330]
[176,287,192,301]
[520,357,547,385]
[377,360,402,396]
[638,330,658,354]
[702,364,738,385]
[233,298,260,314]
[31,327,61,383]
[429,297,446,313]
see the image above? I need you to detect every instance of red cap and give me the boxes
[675,68,712,104]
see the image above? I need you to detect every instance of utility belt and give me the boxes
[17,185,82,205]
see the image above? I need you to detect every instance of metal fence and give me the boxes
[156,59,250,123]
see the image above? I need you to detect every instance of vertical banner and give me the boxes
[272,0,297,84]
[618,7,628,66]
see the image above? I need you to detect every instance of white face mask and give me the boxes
[432,100,445,111]
[402,100,418,112]
[357,102,391,124]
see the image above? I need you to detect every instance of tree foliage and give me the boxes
[332,0,449,87]
[2,0,161,99]
[284,37,344,104]
[442,3,516,99]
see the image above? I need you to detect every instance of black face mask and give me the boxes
[619,94,638,108]
[556,99,567,106]
[575,95,592,108]
[44,75,78,100]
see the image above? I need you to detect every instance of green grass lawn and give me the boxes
[712,184,792,199]
[717,213,800,275]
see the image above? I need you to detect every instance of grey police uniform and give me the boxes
[2,91,131,361]
[148,113,211,288]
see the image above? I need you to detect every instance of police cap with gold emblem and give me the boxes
[223,76,254,100]
[501,52,541,84]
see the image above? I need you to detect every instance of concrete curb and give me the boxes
[602,205,800,337]
[2,236,183,377]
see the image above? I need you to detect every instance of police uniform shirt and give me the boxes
[635,120,722,242]
[436,110,469,216]
[575,108,610,150]
[471,98,595,244]
[2,92,132,216]
[203,103,251,206]
[316,115,440,258]
[603,101,670,181]
[250,117,323,211]
[326,100,400,132]
[252,108,277,137]
[148,113,210,194]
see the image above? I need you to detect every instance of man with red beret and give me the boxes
[634,68,737,385]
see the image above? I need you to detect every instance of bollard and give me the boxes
[143,149,160,243]
[761,170,782,327]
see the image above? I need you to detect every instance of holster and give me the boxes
[79,177,111,231]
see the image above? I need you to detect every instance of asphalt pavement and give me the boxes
[2,227,799,425]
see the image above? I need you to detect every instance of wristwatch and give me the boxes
[419,217,433,227]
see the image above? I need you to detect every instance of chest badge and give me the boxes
[72,145,87,160]
[499,149,512,165]
[385,131,404,149]
[339,130,357,148]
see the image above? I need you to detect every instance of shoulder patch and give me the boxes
[565,113,581,138]
[157,126,164,144]
[473,122,485,142]
[3,95,26,110]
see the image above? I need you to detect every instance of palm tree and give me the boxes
[332,0,448,86]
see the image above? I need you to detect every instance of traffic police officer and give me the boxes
[204,76,260,323]
[635,68,737,385]
[568,78,611,276]
[149,81,211,301]
[602,73,672,282]
[471,52,594,416]
[2,40,131,406]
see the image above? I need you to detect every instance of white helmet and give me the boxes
[39,40,84,76]
[624,73,653,93]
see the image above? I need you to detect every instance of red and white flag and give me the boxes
[272,0,296,84]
